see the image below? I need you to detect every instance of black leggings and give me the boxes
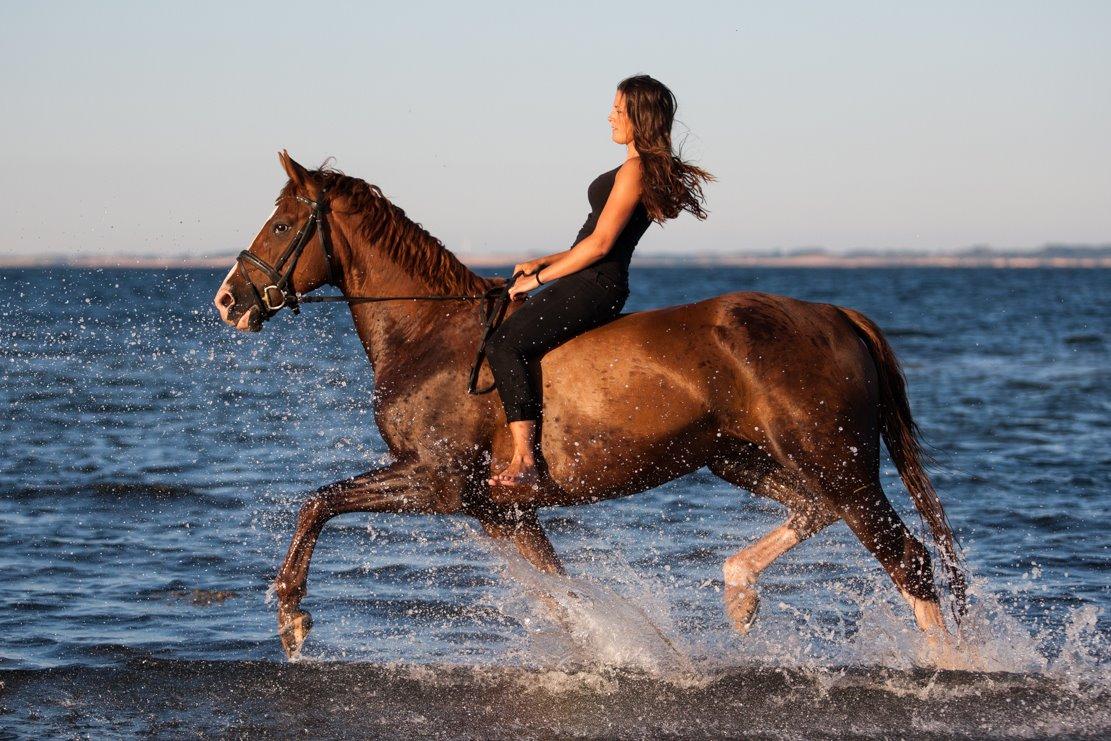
[485,267,629,422]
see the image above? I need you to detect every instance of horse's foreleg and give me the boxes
[273,462,447,657]
[477,508,583,633]
[478,509,565,575]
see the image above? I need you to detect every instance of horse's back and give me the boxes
[560,290,857,358]
[539,289,872,423]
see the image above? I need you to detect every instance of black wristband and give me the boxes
[535,269,545,286]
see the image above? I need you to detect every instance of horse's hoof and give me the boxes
[278,608,313,658]
[724,584,760,635]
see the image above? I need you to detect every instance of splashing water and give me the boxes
[483,538,692,676]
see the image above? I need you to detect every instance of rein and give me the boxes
[307,287,516,396]
[235,190,524,395]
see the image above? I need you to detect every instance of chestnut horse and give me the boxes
[214,152,966,658]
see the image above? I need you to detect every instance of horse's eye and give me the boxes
[273,223,289,234]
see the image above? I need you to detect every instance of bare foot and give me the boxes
[487,457,542,487]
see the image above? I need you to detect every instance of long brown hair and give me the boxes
[618,74,715,224]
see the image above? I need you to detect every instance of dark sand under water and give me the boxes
[2,661,1107,739]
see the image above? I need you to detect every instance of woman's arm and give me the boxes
[509,159,643,299]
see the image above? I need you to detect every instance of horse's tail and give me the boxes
[836,306,968,620]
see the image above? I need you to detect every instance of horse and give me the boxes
[214,151,967,659]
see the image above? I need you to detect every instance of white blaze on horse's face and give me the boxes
[213,262,239,324]
[214,205,279,330]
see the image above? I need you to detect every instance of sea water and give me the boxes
[0,266,1106,737]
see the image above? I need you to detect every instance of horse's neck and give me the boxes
[333,206,489,383]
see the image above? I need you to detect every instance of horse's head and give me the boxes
[214,150,337,332]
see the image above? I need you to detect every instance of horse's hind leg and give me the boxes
[709,453,837,635]
[721,523,798,634]
[835,479,946,633]
[742,430,948,637]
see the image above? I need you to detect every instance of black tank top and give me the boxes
[571,163,651,281]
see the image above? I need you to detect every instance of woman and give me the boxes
[485,74,714,487]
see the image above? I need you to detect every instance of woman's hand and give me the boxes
[508,272,540,301]
[513,258,547,278]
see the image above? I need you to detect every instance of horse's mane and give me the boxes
[278,163,488,296]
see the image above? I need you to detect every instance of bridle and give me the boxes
[234,189,523,395]
[236,192,335,317]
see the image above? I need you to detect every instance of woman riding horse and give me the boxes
[485,74,715,487]
[214,91,966,660]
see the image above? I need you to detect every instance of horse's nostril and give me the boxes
[217,291,234,309]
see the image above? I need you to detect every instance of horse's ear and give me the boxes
[278,149,310,190]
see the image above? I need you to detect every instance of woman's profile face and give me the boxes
[608,90,634,145]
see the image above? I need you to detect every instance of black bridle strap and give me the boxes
[465,284,513,394]
[301,293,489,304]
[236,193,327,315]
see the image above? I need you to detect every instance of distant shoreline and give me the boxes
[2,245,1109,270]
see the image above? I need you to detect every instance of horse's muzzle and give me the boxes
[214,282,263,332]
[234,305,262,332]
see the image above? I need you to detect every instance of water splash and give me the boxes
[469,519,1107,692]
[482,539,691,676]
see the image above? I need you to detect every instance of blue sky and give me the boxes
[1,1,1108,257]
